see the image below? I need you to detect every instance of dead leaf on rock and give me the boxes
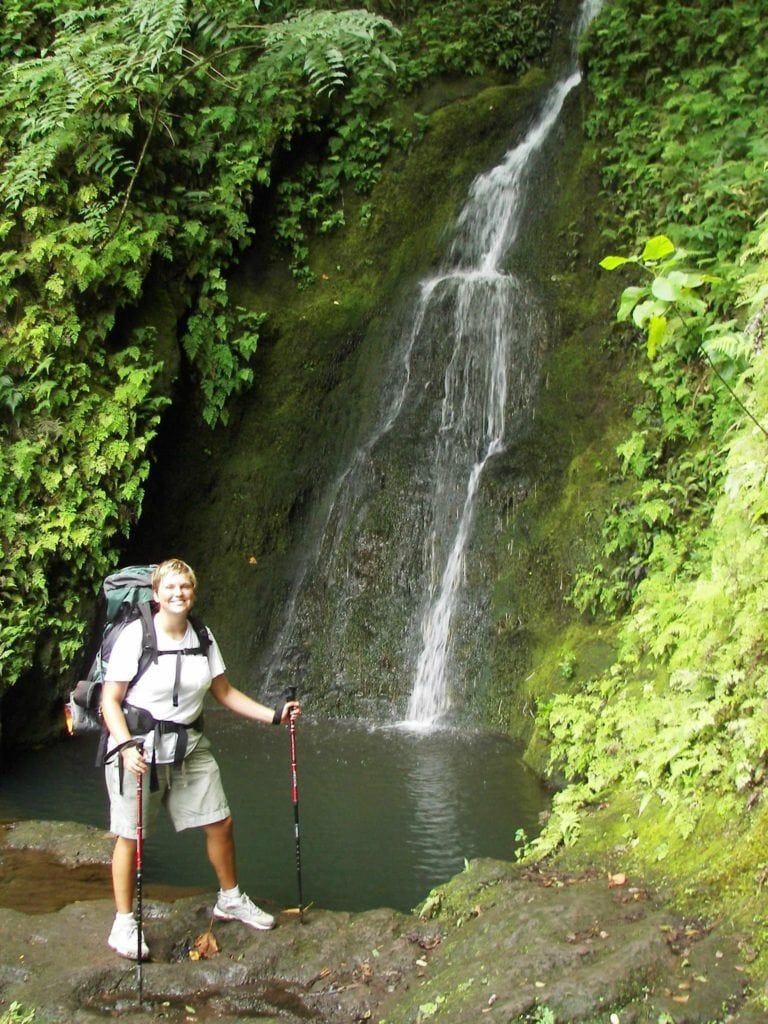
[191,930,220,959]
[607,872,627,887]
[672,994,690,1004]
[739,943,758,963]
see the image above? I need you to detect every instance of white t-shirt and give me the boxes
[104,616,226,764]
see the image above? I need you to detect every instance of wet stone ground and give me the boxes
[0,820,764,1024]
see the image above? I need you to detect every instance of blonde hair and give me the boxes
[152,558,197,593]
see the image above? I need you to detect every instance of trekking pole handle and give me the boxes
[272,685,298,724]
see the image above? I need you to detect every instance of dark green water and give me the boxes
[0,714,548,912]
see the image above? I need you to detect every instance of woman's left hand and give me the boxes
[281,700,301,725]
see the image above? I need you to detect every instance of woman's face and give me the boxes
[154,571,196,617]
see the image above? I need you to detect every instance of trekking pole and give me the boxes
[286,688,305,922]
[135,748,145,1005]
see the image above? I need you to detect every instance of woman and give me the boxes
[101,558,299,960]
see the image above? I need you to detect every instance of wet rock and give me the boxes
[0,825,760,1022]
[374,861,755,1024]
[1,819,113,867]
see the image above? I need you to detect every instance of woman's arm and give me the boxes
[210,674,300,725]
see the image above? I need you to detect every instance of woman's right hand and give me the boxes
[121,743,147,776]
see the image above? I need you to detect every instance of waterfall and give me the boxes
[403,75,582,727]
[264,0,602,724]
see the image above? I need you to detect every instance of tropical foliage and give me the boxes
[0,0,553,709]
[527,0,768,881]
[582,0,768,261]
[0,0,401,699]
[535,225,768,854]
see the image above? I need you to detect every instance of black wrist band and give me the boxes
[272,701,285,725]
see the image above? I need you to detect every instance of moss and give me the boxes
[458,118,644,759]
[534,776,768,1010]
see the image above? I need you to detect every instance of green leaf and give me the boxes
[641,235,675,262]
[599,254,631,271]
[632,298,666,328]
[617,285,647,322]
[667,269,712,290]
[650,276,679,303]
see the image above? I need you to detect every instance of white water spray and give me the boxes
[403,1,603,727]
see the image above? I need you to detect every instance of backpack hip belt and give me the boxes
[102,704,205,793]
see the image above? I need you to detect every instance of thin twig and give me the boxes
[674,309,768,441]
[106,41,267,243]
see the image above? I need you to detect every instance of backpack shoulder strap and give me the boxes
[121,610,210,706]
[188,613,212,656]
[129,602,158,689]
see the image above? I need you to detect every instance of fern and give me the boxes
[261,9,397,94]
[544,213,768,860]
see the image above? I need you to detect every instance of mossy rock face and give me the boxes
[129,69,585,710]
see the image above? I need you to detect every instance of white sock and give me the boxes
[220,885,240,901]
[115,911,134,922]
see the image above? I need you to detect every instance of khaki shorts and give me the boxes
[105,736,231,839]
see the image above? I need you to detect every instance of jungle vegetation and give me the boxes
[0,0,553,708]
[519,0,768,980]
[2,0,768,982]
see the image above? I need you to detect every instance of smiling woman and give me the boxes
[99,558,300,962]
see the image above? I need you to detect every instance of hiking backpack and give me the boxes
[64,565,212,735]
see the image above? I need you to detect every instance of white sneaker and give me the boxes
[108,914,150,960]
[213,891,275,931]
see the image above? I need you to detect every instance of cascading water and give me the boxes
[405,88,588,724]
[265,0,602,725]
[403,272,540,725]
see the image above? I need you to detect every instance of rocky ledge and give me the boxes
[0,820,763,1023]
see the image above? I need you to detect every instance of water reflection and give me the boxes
[400,735,465,879]
[0,716,547,912]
